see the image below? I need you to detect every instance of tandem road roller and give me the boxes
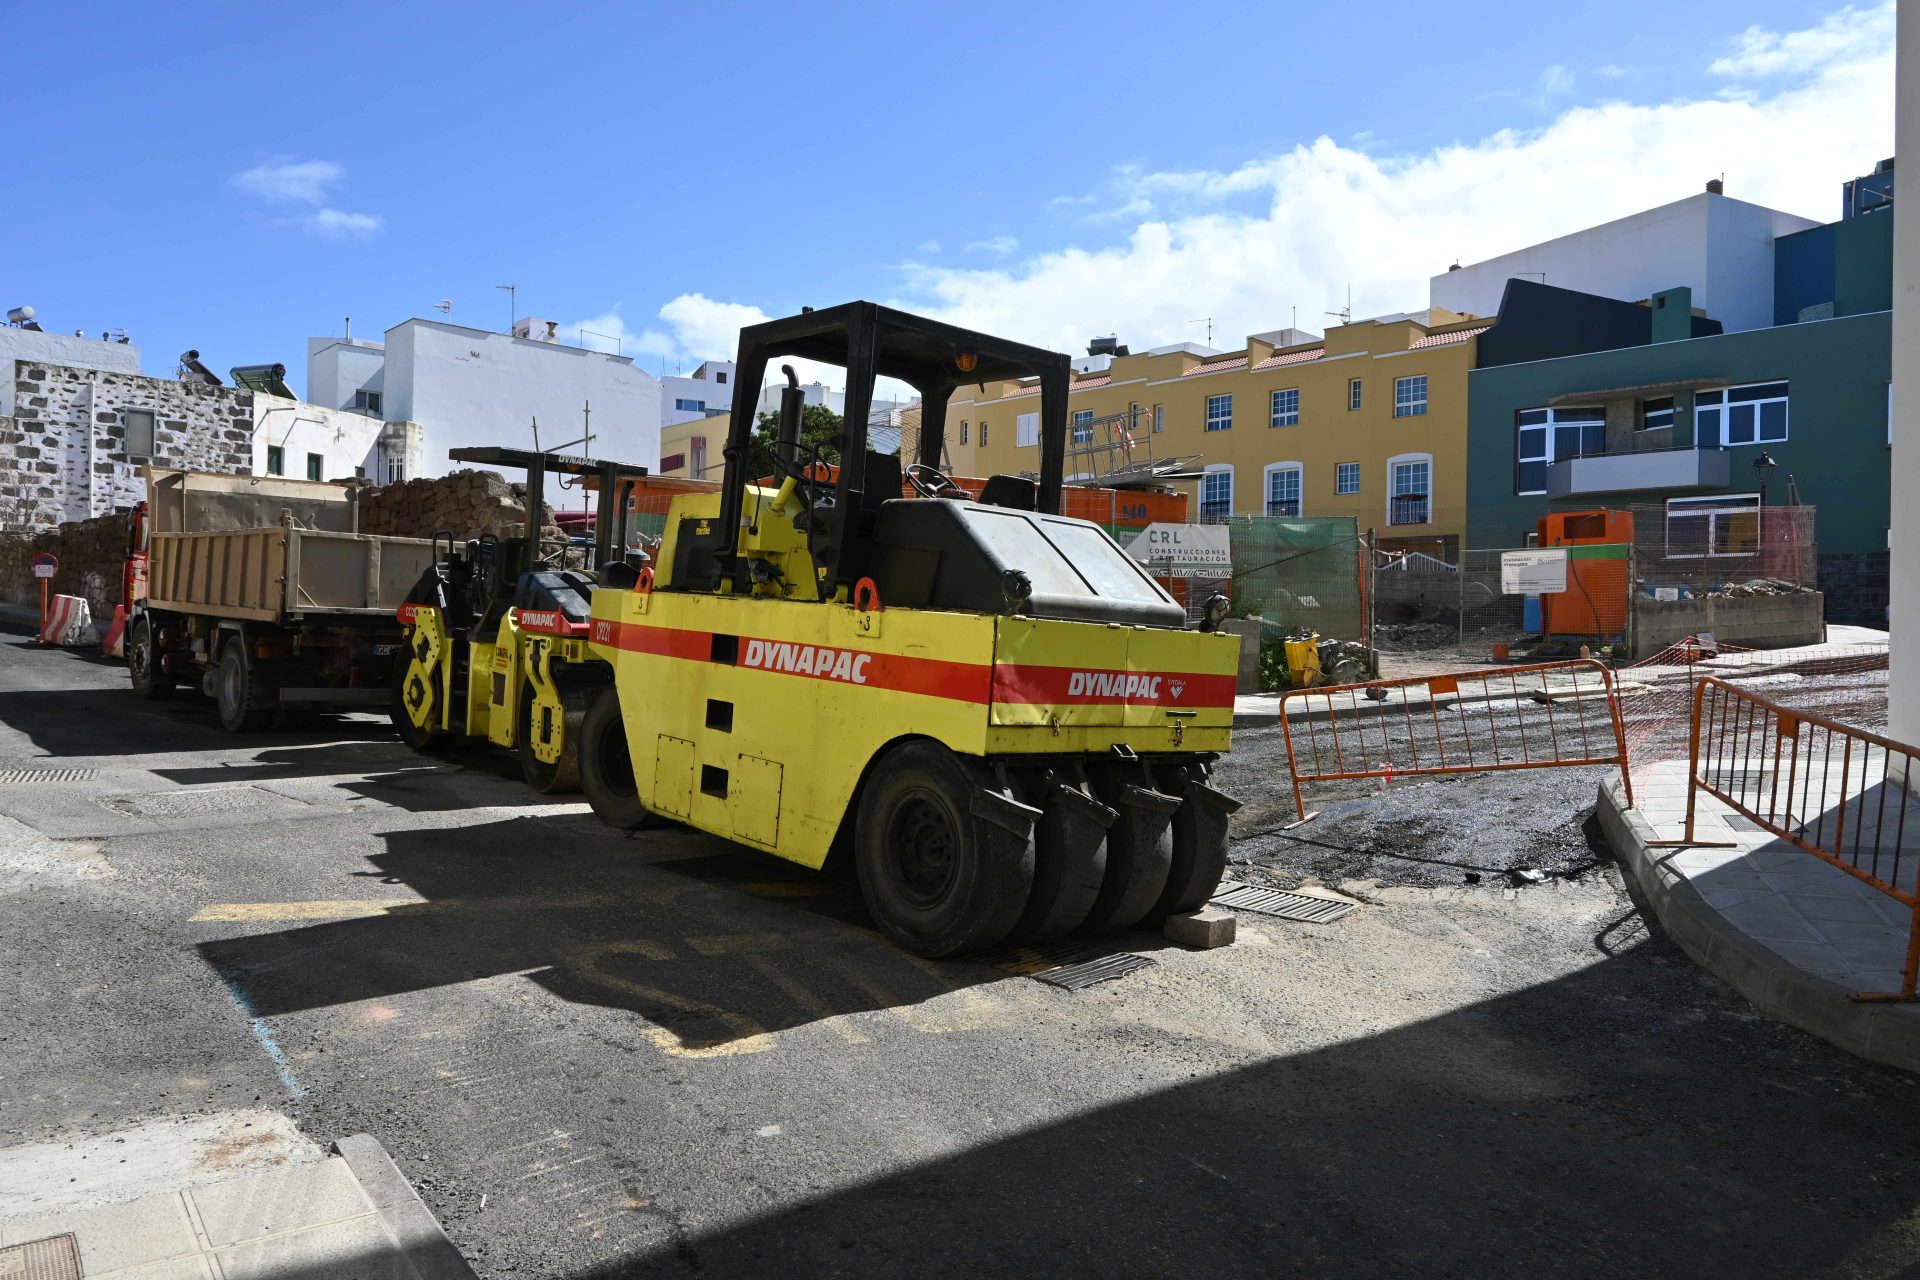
[390,446,651,791]
[569,303,1242,957]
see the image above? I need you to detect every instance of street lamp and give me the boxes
[1752,451,1778,506]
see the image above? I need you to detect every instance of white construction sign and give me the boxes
[1125,523,1232,576]
[1500,548,1569,594]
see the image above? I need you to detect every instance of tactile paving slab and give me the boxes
[0,1234,82,1280]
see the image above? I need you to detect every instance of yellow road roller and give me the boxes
[573,303,1240,956]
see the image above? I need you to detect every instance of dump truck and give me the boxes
[127,467,435,730]
[571,303,1242,956]
[390,447,652,791]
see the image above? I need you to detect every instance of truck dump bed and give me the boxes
[143,468,433,624]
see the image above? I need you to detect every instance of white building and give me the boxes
[1891,14,1917,766]
[1430,187,1821,333]
[0,322,142,415]
[251,393,418,485]
[305,315,661,494]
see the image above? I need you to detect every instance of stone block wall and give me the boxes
[1630,591,1827,658]
[356,469,551,543]
[2,360,253,532]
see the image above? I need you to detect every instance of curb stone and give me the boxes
[333,1134,479,1280]
[1595,778,1920,1073]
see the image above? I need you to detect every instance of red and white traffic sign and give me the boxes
[30,553,58,580]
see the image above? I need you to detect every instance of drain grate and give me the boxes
[0,768,95,784]
[0,1234,82,1280]
[973,936,1157,990]
[1212,881,1358,924]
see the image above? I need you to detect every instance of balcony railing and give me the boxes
[1388,494,1430,526]
[1200,501,1232,521]
[1266,499,1301,518]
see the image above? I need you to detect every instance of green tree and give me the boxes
[749,403,843,479]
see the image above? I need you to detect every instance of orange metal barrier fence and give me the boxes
[1278,659,1634,823]
[1659,677,1920,1001]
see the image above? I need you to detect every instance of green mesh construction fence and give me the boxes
[1200,515,1365,643]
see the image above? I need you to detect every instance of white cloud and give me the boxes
[1711,3,1891,76]
[1539,63,1574,95]
[875,2,1891,356]
[230,157,382,241]
[965,235,1020,256]
[568,310,677,361]
[918,239,942,254]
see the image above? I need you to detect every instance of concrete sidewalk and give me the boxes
[1599,761,1920,1072]
[0,1129,473,1280]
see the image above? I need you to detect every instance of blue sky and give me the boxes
[0,2,1893,396]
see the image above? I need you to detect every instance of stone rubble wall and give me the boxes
[2,360,254,532]
[0,510,134,619]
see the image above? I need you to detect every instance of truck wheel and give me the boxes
[579,690,667,830]
[854,741,1033,958]
[1005,776,1112,945]
[1150,763,1239,918]
[216,639,271,732]
[390,648,447,751]
[128,617,173,700]
[518,684,582,794]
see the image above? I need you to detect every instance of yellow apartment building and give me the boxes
[947,309,1487,557]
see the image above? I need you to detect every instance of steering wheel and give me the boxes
[905,463,968,500]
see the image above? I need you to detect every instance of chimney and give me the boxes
[1447,261,1462,272]
[1705,178,1724,195]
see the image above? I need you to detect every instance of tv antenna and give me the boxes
[433,299,452,316]
[496,283,517,331]
[1189,316,1213,346]
[1325,284,1353,327]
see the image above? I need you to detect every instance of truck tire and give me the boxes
[579,689,668,830]
[1150,763,1238,918]
[216,638,271,732]
[1081,764,1178,934]
[854,741,1034,958]
[518,684,582,793]
[128,616,173,700]
[1005,776,1112,945]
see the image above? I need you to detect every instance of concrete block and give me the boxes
[1163,907,1237,949]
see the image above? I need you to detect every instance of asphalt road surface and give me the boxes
[4,625,1920,1278]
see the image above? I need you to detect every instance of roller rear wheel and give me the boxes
[1151,763,1239,918]
[580,689,667,829]
[1006,775,1112,945]
[855,741,1033,958]
[1081,765,1178,934]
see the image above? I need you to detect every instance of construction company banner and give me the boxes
[1500,548,1569,594]
[1124,523,1232,576]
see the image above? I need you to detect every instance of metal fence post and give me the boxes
[1458,547,1469,656]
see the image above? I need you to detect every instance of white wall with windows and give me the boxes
[1263,461,1303,516]
[306,337,387,417]
[251,393,418,484]
[1387,452,1433,526]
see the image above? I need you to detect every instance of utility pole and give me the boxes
[496,284,517,333]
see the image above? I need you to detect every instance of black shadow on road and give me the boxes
[198,817,1125,1050]
[570,923,1920,1280]
[151,741,553,812]
[0,687,395,757]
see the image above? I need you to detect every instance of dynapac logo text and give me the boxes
[744,639,872,684]
[1067,671,1165,700]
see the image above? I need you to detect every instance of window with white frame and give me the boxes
[1388,454,1431,526]
[1640,397,1675,431]
[1071,408,1094,445]
[1694,381,1787,446]
[980,421,989,447]
[384,455,405,484]
[1152,403,1164,433]
[1016,411,1040,447]
[1348,379,1362,411]
[1514,405,1606,495]
[675,398,705,413]
[1200,467,1234,519]
[1393,374,1428,418]
[959,420,968,444]
[1205,393,1233,432]
[1263,463,1303,517]
[1269,387,1300,428]
[1336,461,1360,494]
[352,389,382,416]
[1666,494,1761,558]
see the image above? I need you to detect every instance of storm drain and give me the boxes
[0,1234,82,1280]
[974,937,1157,990]
[1212,881,1358,924]
[0,768,95,784]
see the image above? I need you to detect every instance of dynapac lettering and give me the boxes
[743,639,873,685]
[1067,671,1165,700]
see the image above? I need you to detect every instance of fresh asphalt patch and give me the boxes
[5,636,1920,1277]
